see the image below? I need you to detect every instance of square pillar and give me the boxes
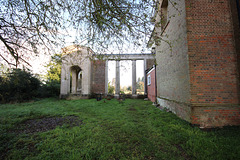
[132,60,137,96]
[71,69,77,94]
[105,60,108,95]
[115,60,120,97]
[144,59,147,95]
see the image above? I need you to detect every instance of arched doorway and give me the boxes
[77,71,83,93]
[70,65,81,94]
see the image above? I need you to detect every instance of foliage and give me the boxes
[136,77,144,91]
[39,53,62,98]
[127,86,132,91]
[45,53,62,83]
[120,86,132,94]
[0,68,41,103]
[108,82,115,94]
[38,80,60,98]
[0,98,240,159]
[0,0,155,67]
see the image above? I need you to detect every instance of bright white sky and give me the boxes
[1,25,148,87]
[28,27,148,87]
[108,60,144,87]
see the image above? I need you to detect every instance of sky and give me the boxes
[108,60,144,87]
[0,24,148,87]
[27,26,148,86]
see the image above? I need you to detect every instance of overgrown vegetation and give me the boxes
[40,53,62,98]
[0,69,41,103]
[0,98,239,159]
[0,64,61,103]
[108,82,115,94]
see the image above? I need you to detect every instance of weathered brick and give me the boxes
[91,60,105,94]
[154,0,240,127]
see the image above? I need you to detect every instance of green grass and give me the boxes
[0,98,240,160]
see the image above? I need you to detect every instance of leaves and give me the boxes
[0,0,155,67]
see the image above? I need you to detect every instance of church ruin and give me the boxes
[59,45,155,99]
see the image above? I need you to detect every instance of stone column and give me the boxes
[60,65,69,98]
[115,60,120,97]
[71,69,77,94]
[144,59,147,95]
[132,60,137,96]
[105,60,108,95]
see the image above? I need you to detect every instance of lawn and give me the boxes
[0,98,239,160]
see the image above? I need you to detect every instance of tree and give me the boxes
[45,53,62,82]
[108,82,115,94]
[39,53,62,97]
[0,0,155,67]
[127,86,132,91]
[0,68,41,103]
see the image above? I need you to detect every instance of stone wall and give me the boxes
[60,46,93,97]
[91,60,106,94]
[146,59,155,69]
[155,0,192,122]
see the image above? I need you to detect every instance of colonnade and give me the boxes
[104,55,151,97]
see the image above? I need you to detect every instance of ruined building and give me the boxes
[59,45,155,99]
[149,0,240,127]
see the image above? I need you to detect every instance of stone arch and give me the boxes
[77,70,83,93]
[69,65,81,94]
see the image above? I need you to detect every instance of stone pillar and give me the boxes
[144,59,147,95]
[105,60,108,95]
[115,60,120,97]
[71,69,77,94]
[132,60,137,96]
[60,65,70,98]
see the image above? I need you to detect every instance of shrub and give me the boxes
[0,69,41,103]
[38,80,60,98]
[108,82,115,94]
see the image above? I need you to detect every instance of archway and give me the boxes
[77,71,83,93]
[70,65,81,94]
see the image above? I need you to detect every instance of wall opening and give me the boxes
[108,61,116,94]
[77,71,83,93]
[120,60,132,94]
[136,60,144,95]
[70,65,81,94]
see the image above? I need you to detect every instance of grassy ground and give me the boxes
[0,98,239,160]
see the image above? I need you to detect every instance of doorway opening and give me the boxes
[70,65,81,94]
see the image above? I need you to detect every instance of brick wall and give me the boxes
[191,106,240,128]
[185,0,240,127]
[230,0,240,93]
[155,0,192,122]
[185,0,239,105]
[147,68,156,102]
[154,0,240,127]
[91,60,105,94]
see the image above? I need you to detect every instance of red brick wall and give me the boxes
[91,60,105,94]
[185,0,239,105]
[147,68,156,102]
[185,0,240,127]
[192,106,240,128]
